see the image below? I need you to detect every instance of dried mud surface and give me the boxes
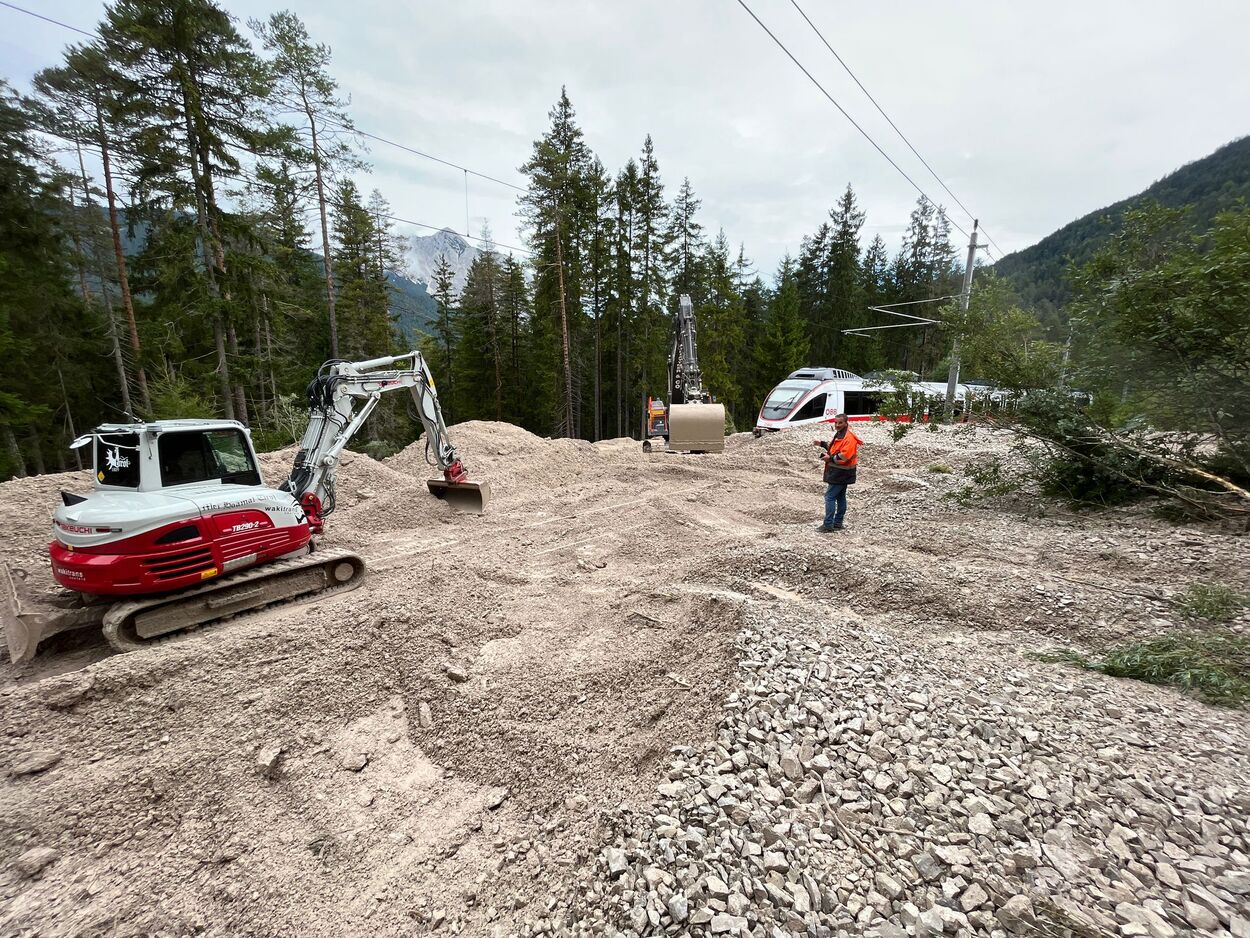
[0,422,1246,937]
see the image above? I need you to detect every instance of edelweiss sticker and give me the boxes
[105,447,131,471]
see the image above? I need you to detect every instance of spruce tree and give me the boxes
[585,158,615,439]
[98,0,276,421]
[455,249,506,421]
[428,252,459,421]
[696,231,748,421]
[633,135,671,411]
[332,180,394,362]
[499,254,531,426]
[667,177,704,300]
[756,257,808,392]
[253,10,364,358]
[519,88,593,437]
[824,184,865,366]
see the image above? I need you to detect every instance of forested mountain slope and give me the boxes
[994,135,1250,328]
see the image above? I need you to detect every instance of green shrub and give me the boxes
[951,455,1023,506]
[360,440,400,460]
[1176,583,1249,622]
[1034,633,1250,707]
[927,463,953,474]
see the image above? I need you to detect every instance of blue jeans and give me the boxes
[824,483,848,528]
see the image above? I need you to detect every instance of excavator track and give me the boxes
[100,548,366,653]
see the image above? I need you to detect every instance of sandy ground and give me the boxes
[0,422,1246,937]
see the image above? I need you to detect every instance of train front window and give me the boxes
[761,383,814,419]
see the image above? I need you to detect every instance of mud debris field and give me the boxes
[0,422,1247,938]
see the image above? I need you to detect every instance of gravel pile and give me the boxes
[550,593,1250,938]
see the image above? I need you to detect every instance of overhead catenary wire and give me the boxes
[733,0,999,260]
[785,0,1006,259]
[341,123,527,193]
[37,120,537,262]
[1,2,529,201]
[0,0,93,38]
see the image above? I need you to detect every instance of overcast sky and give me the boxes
[4,0,1249,280]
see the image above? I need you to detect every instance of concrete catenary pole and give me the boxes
[945,219,979,423]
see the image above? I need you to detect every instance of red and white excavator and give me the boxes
[1,350,488,662]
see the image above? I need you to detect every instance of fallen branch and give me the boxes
[1045,573,1168,604]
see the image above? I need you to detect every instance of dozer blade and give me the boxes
[427,479,491,514]
[667,403,726,454]
[1,562,106,663]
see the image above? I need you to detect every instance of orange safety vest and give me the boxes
[826,430,860,468]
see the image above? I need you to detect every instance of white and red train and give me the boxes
[753,367,1005,434]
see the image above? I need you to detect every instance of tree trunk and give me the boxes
[4,426,26,478]
[553,219,575,438]
[253,301,266,421]
[95,99,150,414]
[28,435,45,475]
[616,302,623,439]
[485,262,503,420]
[227,320,249,424]
[593,228,602,442]
[96,266,132,418]
[182,82,234,420]
[71,137,132,417]
[263,296,278,407]
[56,363,83,471]
[304,93,339,358]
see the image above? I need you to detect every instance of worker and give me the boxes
[811,413,861,532]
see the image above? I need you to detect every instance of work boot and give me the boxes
[815,524,834,533]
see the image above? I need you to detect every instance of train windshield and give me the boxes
[761,381,817,420]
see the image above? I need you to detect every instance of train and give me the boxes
[753,367,1009,434]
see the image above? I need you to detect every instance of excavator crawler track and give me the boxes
[100,548,366,653]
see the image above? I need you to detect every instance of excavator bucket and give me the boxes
[667,403,726,454]
[427,479,491,514]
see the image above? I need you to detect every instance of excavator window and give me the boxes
[159,430,260,488]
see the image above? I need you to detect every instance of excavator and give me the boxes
[0,351,488,662]
[643,294,725,454]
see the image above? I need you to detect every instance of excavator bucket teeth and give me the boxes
[667,403,726,453]
[427,479,491,514]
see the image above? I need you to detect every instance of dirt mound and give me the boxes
[386,420,628,511]
[0,470,91,570]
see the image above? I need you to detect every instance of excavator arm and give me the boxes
[282,351,488,528]
[669,294,706,407]
[656,296,725,453]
